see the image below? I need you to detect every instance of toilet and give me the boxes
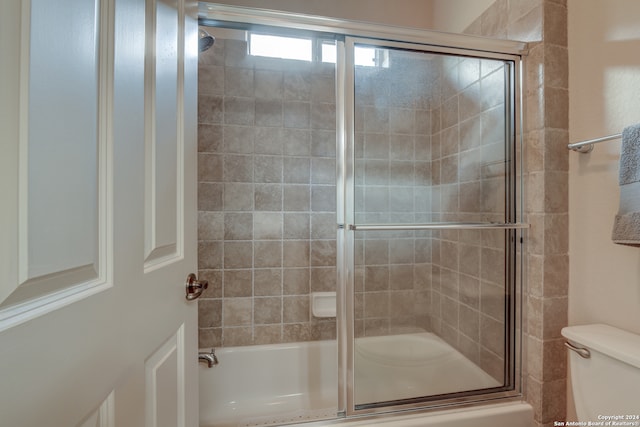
[562,324,640,421]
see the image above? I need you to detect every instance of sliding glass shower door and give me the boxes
[198,5,527,422]
[341,37,524,411]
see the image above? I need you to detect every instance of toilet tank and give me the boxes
[562,324,640,421]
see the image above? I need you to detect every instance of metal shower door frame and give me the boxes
[337,36,526,416]
[199,2,528,420]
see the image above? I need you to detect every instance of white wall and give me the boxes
[429,0,495,33]
[568,0,640,334]
[208,0,496,33]
[210,0,434,29]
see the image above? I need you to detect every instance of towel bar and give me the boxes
[567,133,622,153]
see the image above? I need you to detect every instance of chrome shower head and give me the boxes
[199,29,215,52]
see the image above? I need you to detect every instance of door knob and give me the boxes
[185,273,208,301]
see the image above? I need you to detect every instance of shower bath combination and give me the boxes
[196,3,530,427]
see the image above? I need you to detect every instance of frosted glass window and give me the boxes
[322,43,385,67]
[249,33,312,61]
[321,41,337,64]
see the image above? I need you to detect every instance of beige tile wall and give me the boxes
[353,51,434,337]
[465,1,569,426]
[198,34,524,375]
[196,6,570,422]
[198,37,338,347]
[428,54,510,382]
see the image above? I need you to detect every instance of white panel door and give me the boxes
[0,0,199,425]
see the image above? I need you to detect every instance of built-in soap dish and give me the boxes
[310,292,336,318]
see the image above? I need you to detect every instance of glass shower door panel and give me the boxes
[351,43,515,407]
[353,229,510,406]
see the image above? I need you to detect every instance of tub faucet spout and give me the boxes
[199,349,218,368]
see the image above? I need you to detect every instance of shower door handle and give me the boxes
[185,273,208,301]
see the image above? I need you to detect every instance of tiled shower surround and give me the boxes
[463,1,570,425]
[427,54,510,382]
[198,0,568,425]
[198,34,513,372]
[197,37,339,346]
[352,51,508,377]
[352,51,434,338]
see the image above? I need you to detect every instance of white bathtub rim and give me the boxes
[198,400,533,427]
[198,338,335,355]
[199,335,528,427]
[198,331,439,353]
[295,401,533,427]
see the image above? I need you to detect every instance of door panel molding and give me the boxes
[78,391,115,427]
[0,0,114,332]
[144,0,185,272]
[145,325,186,427]
[0,0,197,424]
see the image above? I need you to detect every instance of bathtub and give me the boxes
[199,333,532,427]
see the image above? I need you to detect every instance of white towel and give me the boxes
[612,123,640,246]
